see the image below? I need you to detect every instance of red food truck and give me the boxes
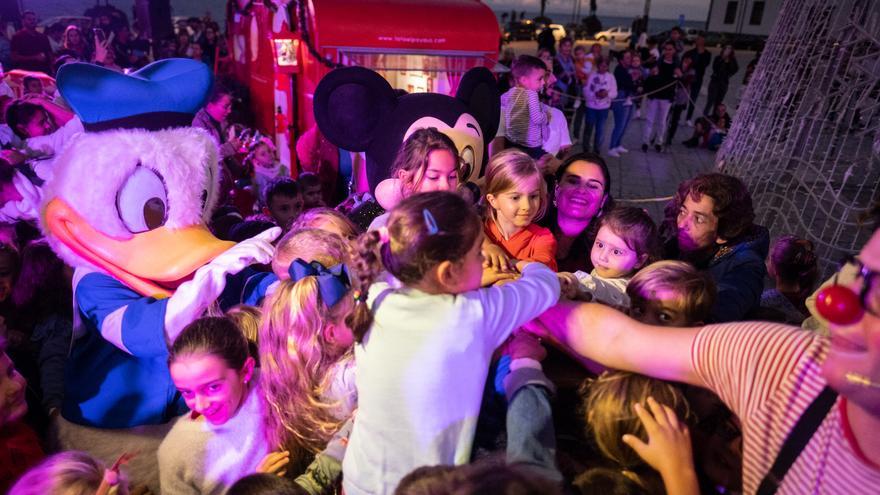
[227,0,501,169]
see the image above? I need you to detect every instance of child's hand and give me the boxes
[508,331,547,362]
[622,397,696,481]
[482,265,517,287]
[482,241,513,272]
[256,450,290,477]
[557,272,580,299]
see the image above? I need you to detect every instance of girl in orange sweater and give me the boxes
[483,149,557,271]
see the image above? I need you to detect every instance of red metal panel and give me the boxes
[311,0,500,54]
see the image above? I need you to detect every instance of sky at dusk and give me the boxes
[484,0,711,21]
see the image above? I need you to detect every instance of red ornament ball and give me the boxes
[815,285,864,325]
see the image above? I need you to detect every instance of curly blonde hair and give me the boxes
[259,252,354,472]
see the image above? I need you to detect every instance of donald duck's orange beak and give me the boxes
[44,198,234,298]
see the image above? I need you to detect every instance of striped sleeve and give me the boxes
[691,322,818,421]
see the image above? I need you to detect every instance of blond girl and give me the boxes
[483,149,557,271]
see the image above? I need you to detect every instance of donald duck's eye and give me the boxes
[460,146,475,182]
[117,166,168,233]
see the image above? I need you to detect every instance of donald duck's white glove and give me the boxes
[164,226,281,342]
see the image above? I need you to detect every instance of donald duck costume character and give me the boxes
[38,59,279,489]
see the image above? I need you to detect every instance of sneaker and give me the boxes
[607,148,620,157]
[617,146,629,153]
[641,144,648,152]
[654,144,663,153]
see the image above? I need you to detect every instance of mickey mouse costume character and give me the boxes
[38,59,279,489]
[313,66,500,227]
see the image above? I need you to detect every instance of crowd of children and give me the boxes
[0,10,878,495]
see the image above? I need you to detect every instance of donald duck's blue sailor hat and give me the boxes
[56,58,213,132]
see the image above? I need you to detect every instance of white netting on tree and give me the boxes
[717,0,880,278]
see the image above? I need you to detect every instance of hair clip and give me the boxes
[377,226,390,245]
[352,290,368,303]
[422,208,439,235]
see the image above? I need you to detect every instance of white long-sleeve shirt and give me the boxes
[342,263,560,495]
[573,269,630,307]
[584,72,618,110]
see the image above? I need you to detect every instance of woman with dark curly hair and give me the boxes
[661,173,768,322]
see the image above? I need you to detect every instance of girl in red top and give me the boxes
[483,149,558,271]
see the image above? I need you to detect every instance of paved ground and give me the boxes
[506,40,754,221]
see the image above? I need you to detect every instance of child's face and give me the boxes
[267,193,304,230]
[0,350,28,427]
[21,109,56,138]
[487,174,542,234]
[591,225,642,279]
[517,68,546,92]
[630,294,692,327]
[302,185,324,209]
[170,353,254,425]
[414,149,458,194]
[252,144,274,167]
[450,231,485,294]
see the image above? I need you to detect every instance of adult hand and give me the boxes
[557,272,581,300]
[622,397,695,478]
[256,450,290,477]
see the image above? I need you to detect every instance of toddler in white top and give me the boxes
[560,206,659,307]
[341,191,560,495]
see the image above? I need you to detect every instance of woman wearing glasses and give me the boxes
[529,223,880,493]
[538,153,613,273]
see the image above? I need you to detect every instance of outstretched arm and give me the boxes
[529,301,703,386]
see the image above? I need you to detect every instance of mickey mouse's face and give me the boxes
[313,66,500,197]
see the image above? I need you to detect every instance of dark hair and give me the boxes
[11,240,71,320]
[227,473,307,495]
[206,81,234,104]
[559,36,574,46]
[511,54,547,80]
[449,462,562,495]
[6,101,47,139]
[23,76,41,87]
[347,191,482,341]
[553,152,614,213]
[169,316,250,370]
[670,26,684,35]
[599,207,660,265]
[573,467,650,495]
[770,235,818,291]
[395,461,561,495]
[227,220,276,243]
[297,172,321,189]
[264,177,300,207]
[664,173,754,242]
[554,152,611,194]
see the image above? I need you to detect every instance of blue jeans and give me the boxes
[582,107,609,153]
[506,384,562,482]
[609,100,634,149]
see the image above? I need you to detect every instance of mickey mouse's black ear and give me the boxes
[456,67,500,142]
[313,67,398,151]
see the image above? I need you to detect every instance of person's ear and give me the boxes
[241,356,256,384]
[322,321,343,346]
[434,260,458,291]
[636,253,650,269]
[485,193,500,211]
[262,206,271,216]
